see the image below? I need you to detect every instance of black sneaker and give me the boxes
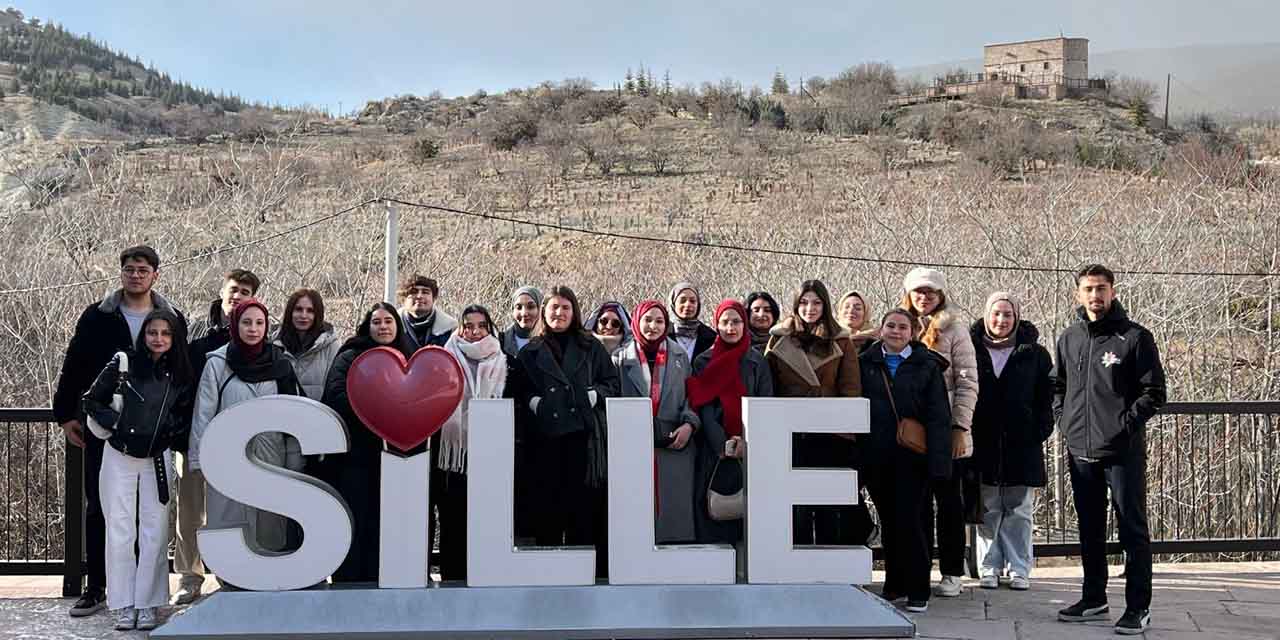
[904,599,928,613]
[69,588,106,617]
[878,588,905,603]
[1057,599,1109,622]
[1114,609,1150,635]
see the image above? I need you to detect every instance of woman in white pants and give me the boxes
[83,310,195,630]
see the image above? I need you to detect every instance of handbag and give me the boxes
[881,368,927,455]
[87,352,129,441]
[706,456,745,521]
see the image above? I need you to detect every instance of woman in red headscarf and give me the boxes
[188,298,305,570]
[687,299,774,545]
[613,299,701,544]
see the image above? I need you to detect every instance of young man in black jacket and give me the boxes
[1053,264,1166,635]
[172,268,259,605]
[52,246,186,617]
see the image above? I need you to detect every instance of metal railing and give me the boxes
[1034,401,1280,559]
[2,402,1277,595]
[0,408,80,596]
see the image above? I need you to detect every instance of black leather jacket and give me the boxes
[83,352,193,458]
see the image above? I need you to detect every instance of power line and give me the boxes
[384,198,1279,279]
[1,193,1274,297]
[0,198,379,295]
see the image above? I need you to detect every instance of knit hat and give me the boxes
[512,285,543,308]
[902,267,947,293]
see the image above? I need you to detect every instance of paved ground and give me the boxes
[1,561,1277,638]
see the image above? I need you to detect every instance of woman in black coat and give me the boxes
[688,299,774,546]
[859,309,953,613]
[511,286,620,575]
[320,302,416,583]
[969,293,1053,590]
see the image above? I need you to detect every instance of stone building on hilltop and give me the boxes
[983,37,1090,84]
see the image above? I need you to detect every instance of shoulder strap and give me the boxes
[880,368,901,423]
[216,371,237,413]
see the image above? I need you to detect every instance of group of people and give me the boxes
[54,244,1166,635]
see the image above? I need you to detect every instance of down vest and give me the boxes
[969,320,1054,486]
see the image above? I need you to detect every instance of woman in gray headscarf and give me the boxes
[668,282,717,360]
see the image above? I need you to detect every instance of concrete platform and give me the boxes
[4,562,1280,639]
[152,583,913,639]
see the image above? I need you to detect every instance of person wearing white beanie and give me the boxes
[899,267,980,598]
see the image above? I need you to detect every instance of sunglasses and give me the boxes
[597,317,622,329]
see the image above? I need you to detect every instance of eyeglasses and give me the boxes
[121,267,154,277]
[912,289,940,298]
[597,318,622,329]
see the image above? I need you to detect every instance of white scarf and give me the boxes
[439,334,507,473]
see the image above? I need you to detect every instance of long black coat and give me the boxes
[858,341,954,480]
[969,320,1054,487]
[511,333,621,441]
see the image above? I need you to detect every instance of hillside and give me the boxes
[900,42,1280,119]
[0,7,313,137]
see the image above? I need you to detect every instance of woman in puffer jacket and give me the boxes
[274,288,341,401]
[188,299,305,563]
[900,267,979,598]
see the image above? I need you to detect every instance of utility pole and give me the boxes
[383,201,399,304]
[1164,74,1171,128]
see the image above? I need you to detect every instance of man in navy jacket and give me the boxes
[1053,264,1166,635]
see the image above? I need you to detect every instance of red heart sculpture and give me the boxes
[345,346,464,452]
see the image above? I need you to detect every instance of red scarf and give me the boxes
[686,300,750,437]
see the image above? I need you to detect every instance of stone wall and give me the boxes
[983,37,1089,81]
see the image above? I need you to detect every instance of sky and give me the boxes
[13,0,1280,115]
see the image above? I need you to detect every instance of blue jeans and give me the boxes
[978,484,1035,578]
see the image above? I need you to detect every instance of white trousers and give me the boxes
[99,444,174,610]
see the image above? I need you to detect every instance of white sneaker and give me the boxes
[935,575,964,597]
[1009,575,1030,590]
[136,607,160,630]
[172,580,202,605]
[113,607,137,631]
[979,572,999,589]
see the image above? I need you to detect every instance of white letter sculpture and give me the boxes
[744,397,871,584]
[606,397,735,584]
[466,399,596,586]
[198,395,353,591]
[378,450,431,588]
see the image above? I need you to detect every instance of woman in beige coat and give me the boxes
[901,267,979,597]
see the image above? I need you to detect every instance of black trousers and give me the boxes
[864,451,932,601]
[331,462,380,583]
[792,434,874,546]
[530,431,607,577]
[430,466,467,581]
[1069,444,1152,610]
[922,460,967,577]
[84,435,107,592]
